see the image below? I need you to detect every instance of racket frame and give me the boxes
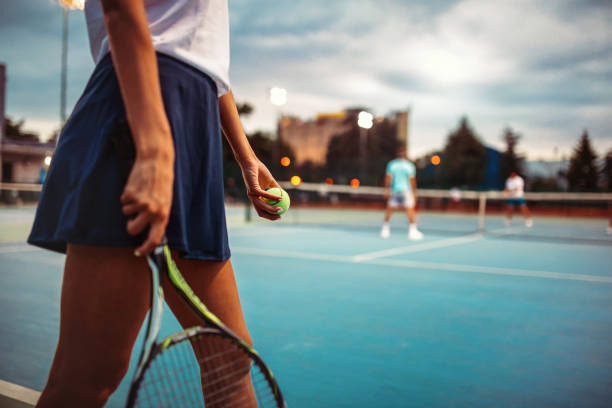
[125,245,286,408]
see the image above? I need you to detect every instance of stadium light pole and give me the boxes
[58,1,84,134]
[270,87,287,134]
[269,86,287,169]
[60,7,68,126]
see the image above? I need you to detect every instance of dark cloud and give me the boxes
[561,0,612,16]
[479,77,611,107]
[527,46,612,73]
[378,71,432,93]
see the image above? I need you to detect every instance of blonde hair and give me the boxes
[57,0,85,10]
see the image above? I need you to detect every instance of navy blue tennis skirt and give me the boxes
[28,53,230,261]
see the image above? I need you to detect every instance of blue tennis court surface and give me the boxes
[1,205,611,407]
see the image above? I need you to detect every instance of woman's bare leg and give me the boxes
[36,244,151,408]
[162,257,256,408]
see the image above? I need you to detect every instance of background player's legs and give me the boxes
[163,257,256,408]
[36,245,151,408]
[406,206,417,225]
[405,205,423,240]
[383,206,394,223]
[520,204,533,227]
[381,205,394,238]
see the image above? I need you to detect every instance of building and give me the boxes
[0,63,5,182]
[278,109,410,166]
[1,140,54,184]
[277,112,352,166]
[0,63,54,186]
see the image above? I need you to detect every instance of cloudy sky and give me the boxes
[1,0,611,160]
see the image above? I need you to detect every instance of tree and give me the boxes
[236,102,253,116]
[440,117,486,188]
[221,101,295,187]
[326,124,361,183]
[499,127,524,182]
[529,176,562,192]
[365,117,400,185]
[4,117,40,143]
[325,114,399,186]
[247,130,293,168]
[566,130,599,192]
[414,151,444,188]
[602,149,612,192]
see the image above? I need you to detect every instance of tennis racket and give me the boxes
[110,124,286,407]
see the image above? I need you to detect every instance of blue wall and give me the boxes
[482,146,502,190]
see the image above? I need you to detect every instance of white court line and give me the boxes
[0,379,40,405]
[352,233,484,262]
[0,244,37,254]
[366,258,612,284]
[229,226,317,237]
[231,246,612,284]
[352,227,523,262]
[233,246,350,263]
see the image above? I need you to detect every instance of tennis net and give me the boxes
[4,182,611,244]
[0,183,42,206]
[271,182,612,245]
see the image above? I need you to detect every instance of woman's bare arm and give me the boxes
[101,0,175,255]
[218,90,282,219]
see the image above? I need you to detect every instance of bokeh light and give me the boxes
[280,156,291,167]
[431,155,441,166]
[350,178,360,188]
[290,175,302,186]
[357,111,373,129]
[270,87,287,106]
[58,0,85,9]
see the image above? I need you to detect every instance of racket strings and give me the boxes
[193,334,261,408]
[133,332,279,407]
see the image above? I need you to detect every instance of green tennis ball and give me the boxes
[264,187,290,215]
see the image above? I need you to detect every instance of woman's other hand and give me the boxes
[240,158,283,220]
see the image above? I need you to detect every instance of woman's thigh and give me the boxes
[52,244,152,380]
[162,257,252,344]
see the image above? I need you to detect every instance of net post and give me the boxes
[244,201,251,222]
[478,193,486,232]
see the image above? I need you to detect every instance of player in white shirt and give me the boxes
[503,171,533,227]
[381,146,424,240]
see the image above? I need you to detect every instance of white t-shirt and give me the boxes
[505,175,525,198]
[85,0,230,96]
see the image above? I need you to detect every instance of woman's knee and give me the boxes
[41,349,131,406]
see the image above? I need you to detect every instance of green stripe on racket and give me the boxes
[110,123,286,408]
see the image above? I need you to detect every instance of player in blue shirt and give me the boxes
[381,146,424,240]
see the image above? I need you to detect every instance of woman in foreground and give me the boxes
[29,0,281,406]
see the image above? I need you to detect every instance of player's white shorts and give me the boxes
[388,191,415,209]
